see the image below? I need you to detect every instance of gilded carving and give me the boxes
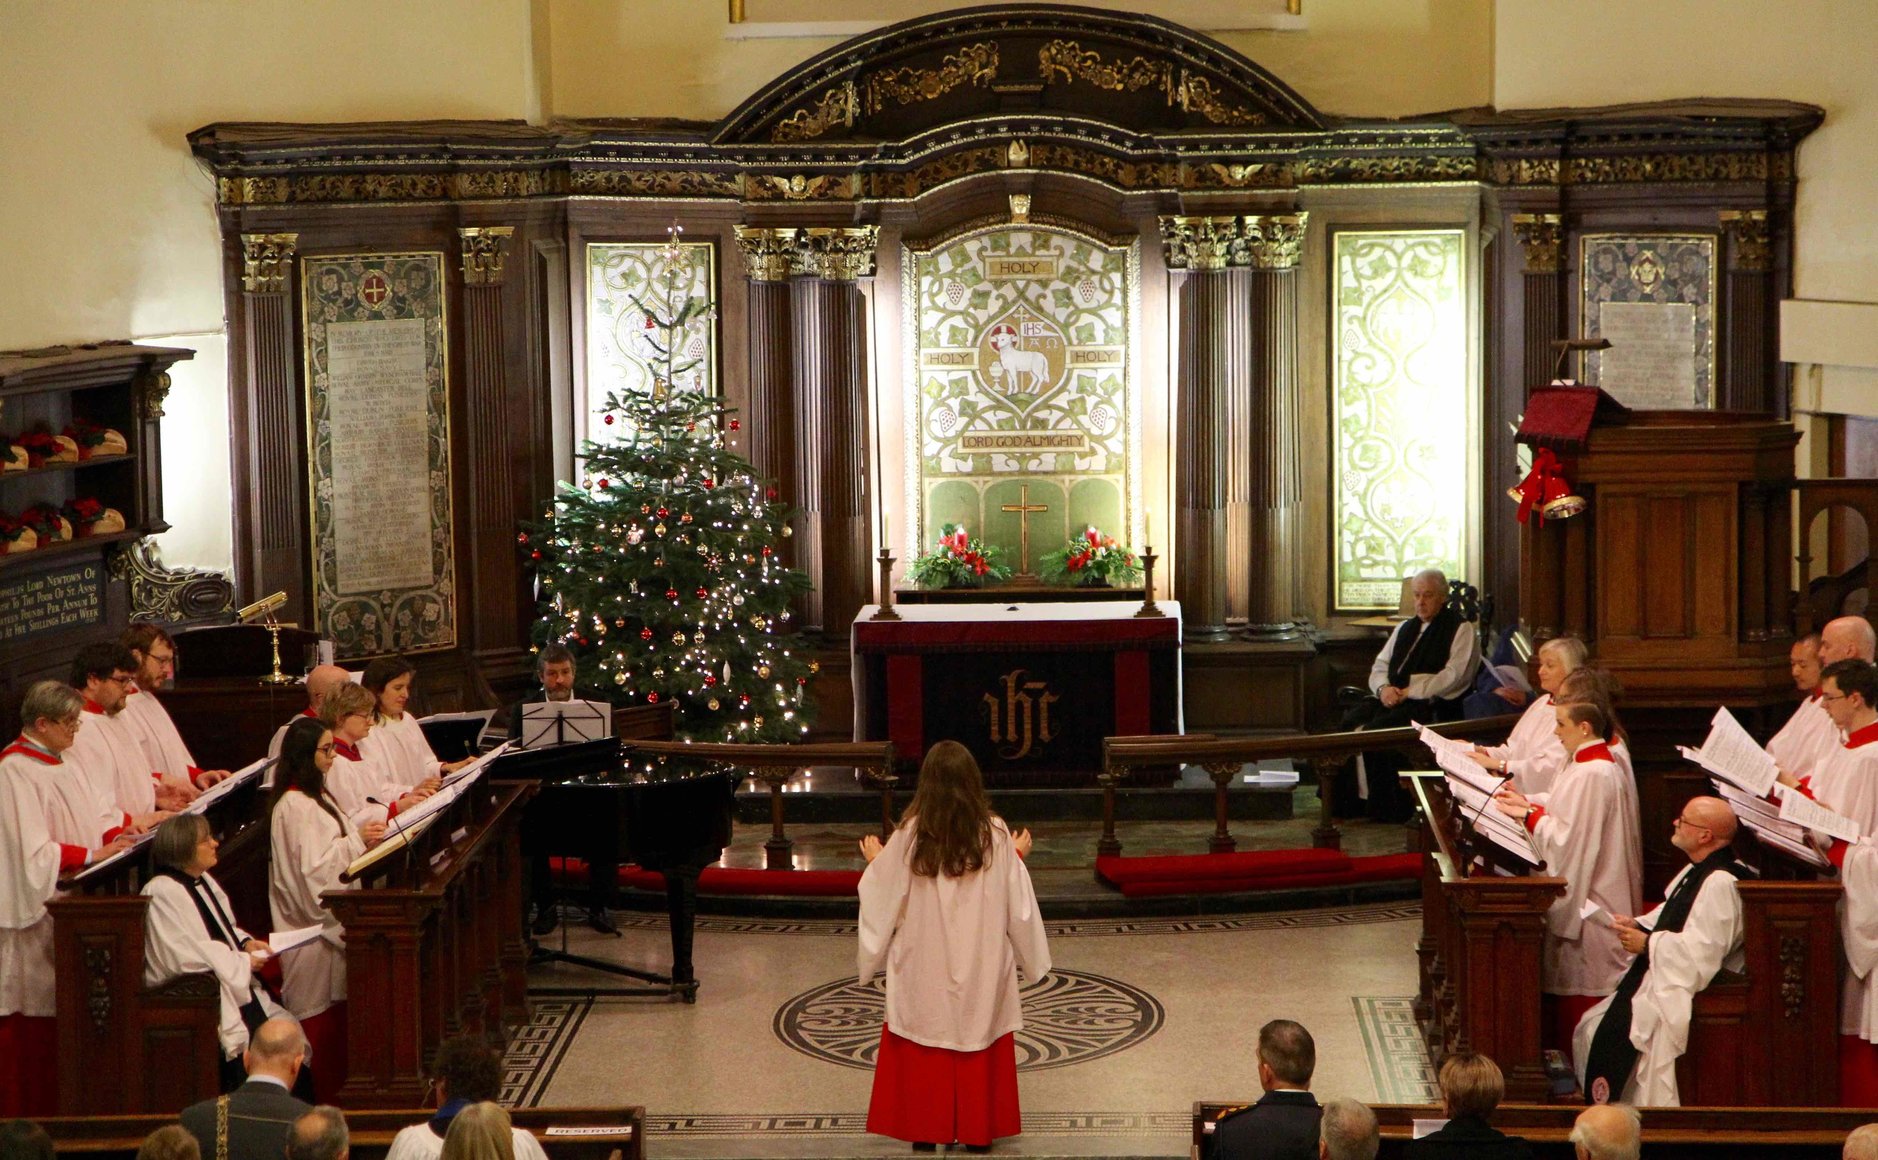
[1175,71,1264,127]
[1158,216,1240,272]
[569,169,741,198]
[1006,139,1029,168]
[1181,160,1291,190]
[135,368,173,421]
[1485,156,1564,186]
[293,173,449,203]
[1511,213,1565,274]
[218,176,288,206]
[1241,213,1308,270]
[458,226,516,286]
[1038,40,1173,97]
[771,80,859,143]
[798,226,880,280]
[1720,208,1772,272]
[1564,151,1774,185]
[240,232,299,293]
[1294,155,1479,184]
[864,42,998,115]
[107,538,235,621]
[1008,194,1031,224]
[448,169,562,200]
[84,945,113,1034]
[733,226,802,282]
[743,172,860,202]
[1779,935,1806,1018]
[869,146,1005,200]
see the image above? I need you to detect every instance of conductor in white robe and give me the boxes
[858,741,1050,1151]
[1494,698,1642,1055]
[142,813,290,1092]
[1573,796,1745,1105]
[0,680,135,1116]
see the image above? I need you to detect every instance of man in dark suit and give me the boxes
[1403,1052,1535,1160]
[1210,1019,1322,1160]
[509,643,620,936]
[180,1017,312,1160]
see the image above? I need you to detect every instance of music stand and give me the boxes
[520,700,611,749]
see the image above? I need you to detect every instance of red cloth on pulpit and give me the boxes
[1517,383,1627,455]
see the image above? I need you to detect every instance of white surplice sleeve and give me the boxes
[1003,838,1051,985]
[0,769,61,930]
[1367,622,1410,694]
[1404,620,1481,702]
[857,827,911,982]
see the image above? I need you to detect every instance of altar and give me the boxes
[851,602,1183,786]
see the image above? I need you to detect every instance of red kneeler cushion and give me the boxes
[1094,849,1419,898]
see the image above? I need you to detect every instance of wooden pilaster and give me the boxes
[1242,214,1308,637]
[458,225,523,672]
[1721,209,1774,413]
[238,232,306,617]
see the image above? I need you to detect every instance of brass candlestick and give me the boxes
[1134,548,1164,618]
[260,618,299,685]
[872,548,901,620]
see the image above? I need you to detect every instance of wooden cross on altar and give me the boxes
[1000,483,1050,576]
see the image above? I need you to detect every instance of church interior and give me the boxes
[5,1,1878,1156]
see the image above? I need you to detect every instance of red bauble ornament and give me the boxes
[686,422,696,431]
[797,677,807,686]
[576,636,589,645]
[761,546,773,556]
[665,588,679,600]
[640,628,653,640]
[643,315,655,329]
[703,479,714,490]
[729,419,741,430]
[530,550,542,560]
[695,586,709,598]
[597,478,609,489]
[516,532,529,544]
[704,674,717,686]
[647,691,659,703]
[603,414,615,425]
[657,507,670,518]
[766,487,777,500]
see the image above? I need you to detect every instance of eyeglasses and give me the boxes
[103,673,134,686]
[1822,692,1850,703]
[314,743,336,754]
[1672,815,1712,833]
[148,651,175,665]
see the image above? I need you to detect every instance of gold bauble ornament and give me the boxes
[757,664,771,678]
[708,698,720,710]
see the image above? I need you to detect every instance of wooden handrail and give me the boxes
[618,739,898,868]
[1098,715,1522,858]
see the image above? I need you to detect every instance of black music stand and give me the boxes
[491,739,690,1000]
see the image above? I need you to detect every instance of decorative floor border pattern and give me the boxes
[604,900,1420,940]
[1352,996,1439,1105]
[503,996,593,1107]
[640,1111,1192,1138]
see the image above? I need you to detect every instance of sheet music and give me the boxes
[344,749,498,878]
[1680,708,1780,796]
[1442,776,1542,865]
[1779,789,1862,844]
[75,826,157,879]
[266,924,325,955]
[441,741,510,784]
[182,755,272,815]
[420,710,495,726]
[1416,723,1509,795]
[1715,779,1830,866]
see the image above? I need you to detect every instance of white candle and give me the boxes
[883,509,890,551]
[1144,507,1152,548]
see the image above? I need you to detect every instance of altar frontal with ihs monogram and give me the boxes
[907,225,1138,569]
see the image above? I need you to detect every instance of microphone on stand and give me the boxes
[1466,768,1518,839]
[365,796,415,847]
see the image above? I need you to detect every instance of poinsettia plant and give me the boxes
[907,523,1012,589]
[63,497,104,525]
[16,431,63,468]
[0,514,29,545]
[19,502,70,541]
[1038,526,1141,587]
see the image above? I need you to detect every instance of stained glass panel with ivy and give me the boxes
[1332,230,1468,610]
[585,242,717,448]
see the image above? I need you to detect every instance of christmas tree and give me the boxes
[523,227,817,741]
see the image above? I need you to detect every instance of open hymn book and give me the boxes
[1414,722,1541,866]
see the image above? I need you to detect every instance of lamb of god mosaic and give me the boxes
[907,226,1139,569]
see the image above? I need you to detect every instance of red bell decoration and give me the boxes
[1507,447,1586,525]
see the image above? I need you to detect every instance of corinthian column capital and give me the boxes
[1511,213,1565,274]
[798,226,880,281]
[734,226,802,282]
[241,233,299,293]
[1158,216,1240,272]
[1240,213,1309,271]
[458,226,516,286]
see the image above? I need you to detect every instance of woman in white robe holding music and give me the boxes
[358,656,468,792]
[269,716,384,1103]
[319,683,431,831]
[1468,636,1584,796]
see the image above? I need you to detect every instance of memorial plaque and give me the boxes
[303,252,456,658]
[1581,233,1716,409]
[0,559,103,645]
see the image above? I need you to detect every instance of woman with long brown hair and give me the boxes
[857,740,1050,1153]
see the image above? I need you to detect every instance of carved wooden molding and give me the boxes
[458,225,516,285]
[106,538,235,622]
[1159,214,1308,271]
[1779,934,1806,1018]
[135,367,172,420]
[1720,208,1773,272]
[1511,213,1565,275]
[240,233,298,293]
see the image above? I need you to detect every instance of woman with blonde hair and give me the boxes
[439,1102,516,1160]
[858,740,1050,1153]
[1467,636,1587,796]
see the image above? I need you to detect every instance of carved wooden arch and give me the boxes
[713,4,1327,149]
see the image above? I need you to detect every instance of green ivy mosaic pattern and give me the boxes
[586,241,718,446]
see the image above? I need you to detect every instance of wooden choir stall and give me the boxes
[46,751,535,1115]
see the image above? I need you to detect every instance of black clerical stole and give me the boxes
[157,868,271,1033]
[1581,849,1748,1103]
[1386,606,1462,690]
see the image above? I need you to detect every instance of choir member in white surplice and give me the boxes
[1467,636,1586,797]
[268,664,356,764]
[1494,699,1643,1057]
[269,717,384,1104]
[65,641,190,826]
[142,813,286,1091]
[1766,634,1837,783]
[858,741,1050,1151]
[1573,796,1746,1106]
[318,683,431,831]
[120,623,230,789]
[0,681,135,1117]
[357,656,466,792]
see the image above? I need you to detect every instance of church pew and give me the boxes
[617,739,896,869]
[1193,1103,1866,1159]
[36,1106,644,1160]
[1100,715,1520,856]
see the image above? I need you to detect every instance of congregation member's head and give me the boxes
[1821,615,1878,665]
[286,1107,349,1160]
[1534,636,1587,697]
[304,664,353,714]
[904,740,994,878]
[1792,633,1824,693]
[135,1125,200,1160]
[1409,569,1448,623]
[1256,1018,1315,1092]
[1317,1097,1378,1160]
[0,1120,56,1160]
[1437,1051,1504,1122]
[1670,795,1736,863]
[1846,1123,1878,1160]
[363,655,420,721]
[243,1016,309,1087]
[319,682,379,749]
[123,622,179,691]
[440,1102,515,1160]
[70,640,140,715]
[150,813,219,879]
[538,643,577,702]
[1821,660,1878,736]
[430,1035,504,1106]
[1570,1103,1640,1160]
[19,679,86,754]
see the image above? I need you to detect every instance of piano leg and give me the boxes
[665,865,702,1004]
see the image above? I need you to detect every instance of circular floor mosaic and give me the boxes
[773,969,1164,1071]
